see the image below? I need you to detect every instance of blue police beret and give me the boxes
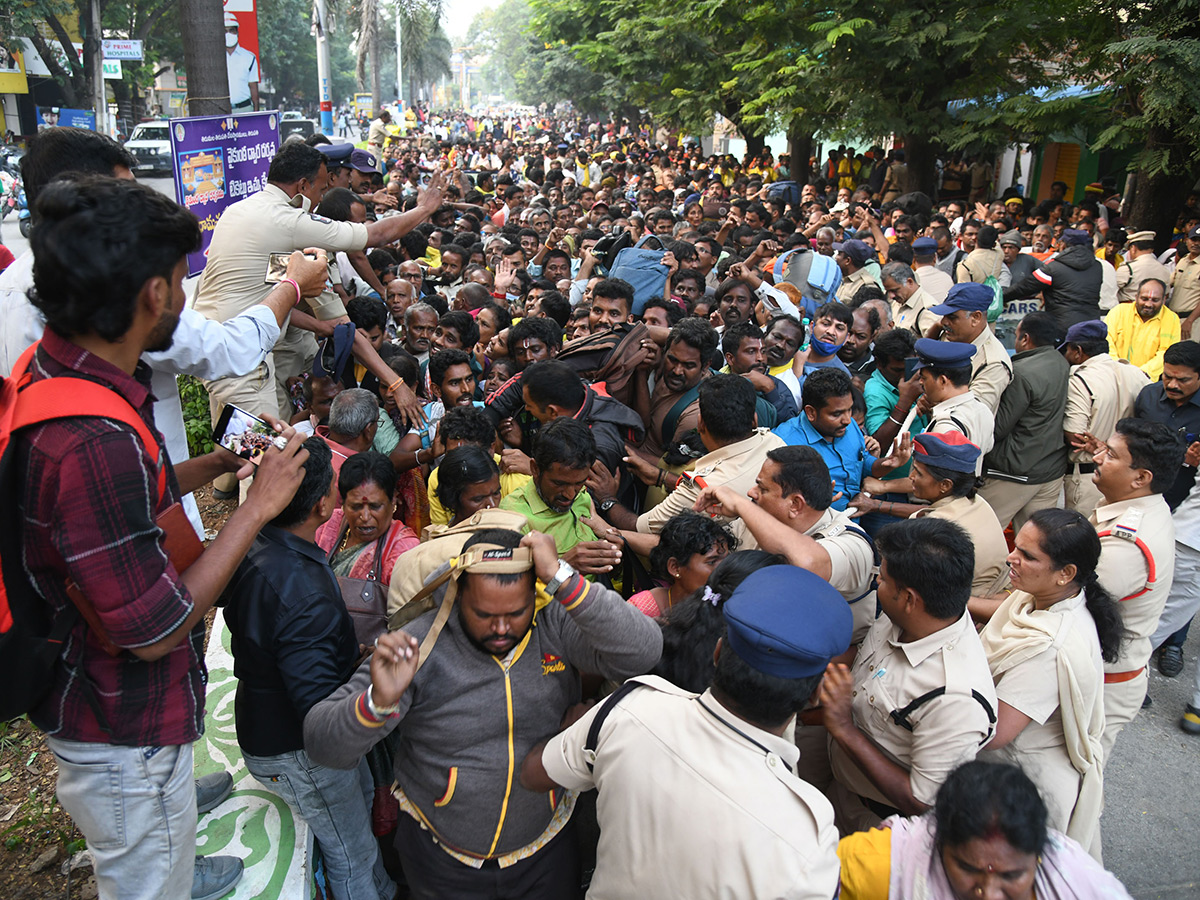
[316,141,354,164]
[722,566,852,679]
[1060,228,1091,246]
[349,148,378,173]
[913,337,976,369]
[1059,319,1107,348]
[913,431,981,474]
[832,238,875,267]
[911,236,937,255]
[929,281,994,315]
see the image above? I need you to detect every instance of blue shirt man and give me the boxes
[774,367,913,510]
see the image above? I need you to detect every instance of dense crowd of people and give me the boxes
[7,112,1200,900]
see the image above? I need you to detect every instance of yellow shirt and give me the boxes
[1103,302,1181,381]
[836,827,893,900]
[426,454,530,526]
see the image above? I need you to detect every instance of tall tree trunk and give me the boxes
[370,15,381,107]
[178,0,231,116]
[787,123,812,183]
[903,131,938,197]
[1124,127,1200,255]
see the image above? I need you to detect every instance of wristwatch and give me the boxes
[598,497,618,513]
[544,559,577,596]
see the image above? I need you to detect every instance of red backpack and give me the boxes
[0,343,167,722]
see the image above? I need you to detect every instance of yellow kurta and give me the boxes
[1104,302,1181,381]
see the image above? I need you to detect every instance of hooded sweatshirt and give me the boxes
[1004,244,1103,330]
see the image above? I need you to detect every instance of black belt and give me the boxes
[1074,462,1095,474]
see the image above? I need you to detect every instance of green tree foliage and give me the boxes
[466,0,622,116]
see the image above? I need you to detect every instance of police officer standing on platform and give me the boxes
[192,143,446,494]
[520,566,851,900]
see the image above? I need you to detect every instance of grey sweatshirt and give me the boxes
[304,572,662,859]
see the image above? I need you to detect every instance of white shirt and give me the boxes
[225,44,259,106]
[1,249,280,535]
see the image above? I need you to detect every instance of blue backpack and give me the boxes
[772,247,843,318]
[609,235,668,316]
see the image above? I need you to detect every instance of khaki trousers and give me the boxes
[978,476,1064,531]
[1100,669,1148,766]
[1064,465,1105,520]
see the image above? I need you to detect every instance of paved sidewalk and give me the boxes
[1103,628,1200,899]
[195,611,312,899]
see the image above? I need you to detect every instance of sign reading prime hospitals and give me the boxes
[170,111,280,276]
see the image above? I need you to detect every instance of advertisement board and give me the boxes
[170,110,280,275]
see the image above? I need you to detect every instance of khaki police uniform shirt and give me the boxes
[637,428,785,534]
[914,264,953,304]
[805,507,877,644]
[1090,494,1176,675]
[191,184,368,329]
[925,391,995,475]
[1064,354,1150,464]
[543,676,841,900]
[1115,252,1171,306]
[829,611,997,807]
[913,495,1010,596]
[967,328,1014,414]
[837,266,877,303]
[1169,252,1200,316]
[892,286,939,337]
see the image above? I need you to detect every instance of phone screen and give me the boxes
[213,404,276,465]
[904,357,920,380]
[264,251,334,285]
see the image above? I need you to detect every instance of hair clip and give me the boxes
[702,586,721,607]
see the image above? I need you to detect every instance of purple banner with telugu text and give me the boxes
[169,110,280,275]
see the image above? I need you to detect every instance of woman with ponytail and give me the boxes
[978,508,1124,858]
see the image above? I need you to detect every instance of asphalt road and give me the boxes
[2,170,1199,897]
[1103,632,1200,898]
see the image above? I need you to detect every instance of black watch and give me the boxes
[598,497,618,512]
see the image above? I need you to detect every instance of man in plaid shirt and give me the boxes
[15,177,317,900]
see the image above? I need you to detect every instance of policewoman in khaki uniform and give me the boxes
[1062,320,1150,518]
[1087,417,1181,762]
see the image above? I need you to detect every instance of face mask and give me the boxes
[225,32,238,48]
[810,336,845,357]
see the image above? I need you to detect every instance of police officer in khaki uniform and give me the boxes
[819,517,997,834]
[192,142,443,428]
[929,282,1013,414]
[834,239,880,303]
[592,376,786,538]
[523,565,851,900]
[914,338,995,475]
[1087,417,1181,762]
[1170,225,1200,339]
[1062,320,1150,518]
[881,260,939,337]
[692,445,878,644]
[1115,230,1171,306]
